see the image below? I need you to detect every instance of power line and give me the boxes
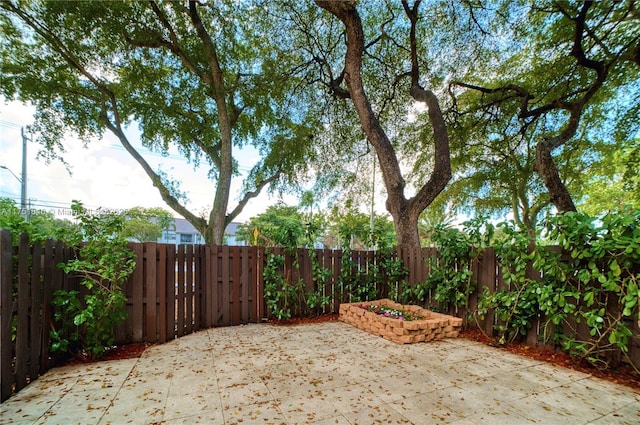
[0,190,18,198]
[0,119,22,129]
[0,196,89,210]
[1,125,254,173]
[1,198,178,219]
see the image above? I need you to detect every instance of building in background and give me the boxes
[157,218,245,246]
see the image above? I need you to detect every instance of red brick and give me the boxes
[339,300,463,345]
[449,317,463,327]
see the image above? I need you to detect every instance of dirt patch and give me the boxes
[269,313,339,326]
[460,328,640,392]
[62,343,150,366]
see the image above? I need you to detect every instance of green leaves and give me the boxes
[419,220,482,313]
[443,0,639,223]
[473,208,640,371]
[50,201,135,358]
[539,208,640,366]
[1,1,324,245]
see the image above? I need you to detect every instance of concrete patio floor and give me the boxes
[1,321,639,425]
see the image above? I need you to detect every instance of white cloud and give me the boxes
[0,99,289,223]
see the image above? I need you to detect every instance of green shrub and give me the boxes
[51,201,135,358]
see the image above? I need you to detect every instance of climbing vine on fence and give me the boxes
[262,222,332,319]
[340,245,408,303]
[415,217,491,320]
[473,210,640,371]
[476,222,555,344]
[263,221,411,317]
[544,210,640,370]
[261,206,639,371]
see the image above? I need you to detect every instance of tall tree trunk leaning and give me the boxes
[315,0,451,252]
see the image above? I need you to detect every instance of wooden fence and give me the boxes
[1,229,639,402]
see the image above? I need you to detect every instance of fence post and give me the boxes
[15,233,29,393]
[166,244,177,337]
[157,244,168,343]
[332,249,342,312]
[177,245,185,337]
[256,246,265,321]
[144,243,158,343]
[29,243,43,380]
[203,245,213,327]
[185,244,194,334]
[0,229,13,402]
[230,246,241,324]
[129,243,144,342]
[525,242,542,346]
[220,245,231,325]
[479,247,497,337]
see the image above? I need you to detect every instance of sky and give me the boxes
[0,99,296,224]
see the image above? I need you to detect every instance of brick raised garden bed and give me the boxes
[339,299,463,344]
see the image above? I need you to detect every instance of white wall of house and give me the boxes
[157,218,245,246]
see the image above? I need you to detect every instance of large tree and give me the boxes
[0,0,319,244]
[451,0,640,215]
[308,0,453,252]
[304,1,638,242]
[308,0,638,236]
[432,94,594,233]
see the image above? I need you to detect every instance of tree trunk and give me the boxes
[189,1,233,245]
[391,207,421,251]
[316,0,451,253]
[535,143,577,213]
[207,207,228,245]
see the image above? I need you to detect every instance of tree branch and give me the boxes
[568,1,604,73]
[409,86,452,213]
[100,98,207,233]
[4,3,116,101]
[226,170,282,224]
[143,1,213,86]
[329,68,351,99]
[402,0,451,214]
[401,0,421,88]
[3,1,211,232]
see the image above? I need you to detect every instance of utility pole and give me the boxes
[370,152,376,250]
[20,128,28,221]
